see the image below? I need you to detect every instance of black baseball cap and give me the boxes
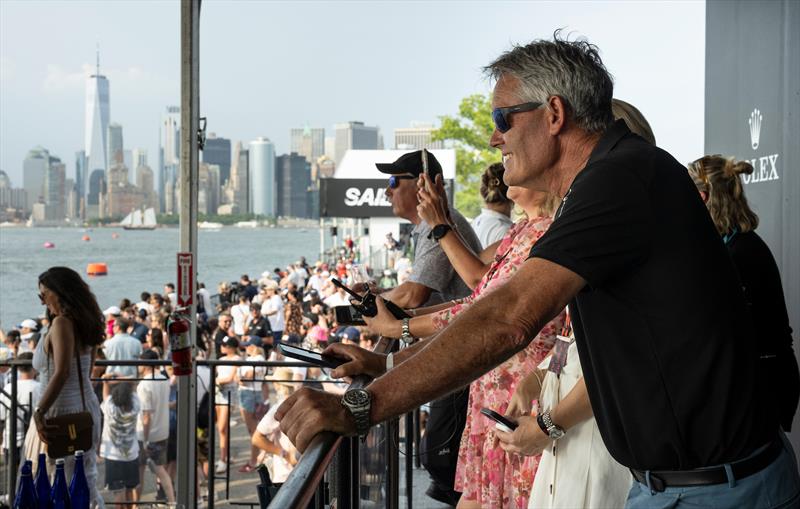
[375,150,443,179]
[222,336,239,348]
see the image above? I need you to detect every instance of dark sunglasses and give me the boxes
[388,175,416,189]
[491,101,544,133]
[38,293,45,304]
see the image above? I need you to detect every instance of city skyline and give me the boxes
[0,1,706,188]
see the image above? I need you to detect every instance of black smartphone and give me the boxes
[480,408,518,432]
[278,342,346,369]
[330,277,410,320]
[421,148,437,181]
[334,305,366,326]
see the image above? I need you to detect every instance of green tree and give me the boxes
[432,93,500,218]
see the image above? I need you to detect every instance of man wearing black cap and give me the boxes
[376,149,482,504]
[374,150,482,309]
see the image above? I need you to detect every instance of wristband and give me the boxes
[386,352,394,371]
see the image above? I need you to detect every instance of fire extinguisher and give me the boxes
[168,308,193,376]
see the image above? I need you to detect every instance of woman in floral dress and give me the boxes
[363,176,565,508]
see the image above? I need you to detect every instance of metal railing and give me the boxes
[266,337,419,509]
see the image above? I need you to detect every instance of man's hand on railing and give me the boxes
[275,387,356,453]
[323,343,387,379]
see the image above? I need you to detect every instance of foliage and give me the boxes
[432,94,501,218]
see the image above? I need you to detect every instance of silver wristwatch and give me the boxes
[540,411,566,440]
[400,317,413,344]
[341,388,372,439]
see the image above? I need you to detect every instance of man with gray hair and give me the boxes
[277,33,798,508]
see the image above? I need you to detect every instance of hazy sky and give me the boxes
[0,0,705,186]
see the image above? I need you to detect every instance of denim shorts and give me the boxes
[239,389,260,414]
[626,433,800,509]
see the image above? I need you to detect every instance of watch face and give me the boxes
[549,426,565,439]
[433,224,450,239]
[344,389,370,406]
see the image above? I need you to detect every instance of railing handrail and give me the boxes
[267,337,394,508]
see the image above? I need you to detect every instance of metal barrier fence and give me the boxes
[0,344,424,509]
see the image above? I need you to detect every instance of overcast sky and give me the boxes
[0,0,705,186]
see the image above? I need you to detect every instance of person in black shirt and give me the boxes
[243,303,272,349]
[276,34,800,508]
[688,154,800,432]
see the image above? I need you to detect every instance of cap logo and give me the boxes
[748,108,762,150]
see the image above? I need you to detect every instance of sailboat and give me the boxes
[121,207,157,230]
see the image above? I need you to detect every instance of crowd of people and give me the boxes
[2,33,799,509]
[274,33,800,509]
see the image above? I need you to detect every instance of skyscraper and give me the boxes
[87,169,106,215]
[107,123,124,169]
[136,165,156,209]
[159,106,181,213]
[203,134,231,186]
[225,141,249,214]
[394,122,444,150]
[334,121,380,165]
[276,153,312,219]
[290,125,325,163]
[75,150,87,206]
[132,148,148,170]
[85,49,110,184]
[23,146,49,212]
[44,156,65,220]
[248,137,276,217]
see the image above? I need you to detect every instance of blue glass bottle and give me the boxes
[50,458,71,509]
[14,461,38,509]
[34,453,52,509]
[68,451,89,509]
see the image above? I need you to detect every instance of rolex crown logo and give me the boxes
[748,108,762,150]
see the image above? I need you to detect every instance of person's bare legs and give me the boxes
[216,404,230,466]
[151,464,175,504]
[240,406,259,466]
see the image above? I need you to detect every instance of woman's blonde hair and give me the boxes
[612,99,656,145]
[687,155,759,235]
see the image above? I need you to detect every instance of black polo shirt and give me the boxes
[529,120,777,470]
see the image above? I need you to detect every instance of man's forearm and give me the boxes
[382,282,430,309]
[366,258,583,424]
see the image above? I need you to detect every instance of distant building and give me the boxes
[199,162,221,215]
[132,148,148,170]
[290,126,325,164]
[394,123,443,150]
[160,106,181,213]
[23,147,49,211]
[334,121,380,165]
[324,136,335,159]
[44,156,65,220]
[223,141,249,214]
[276,153,312,218]
[107,123,124,169]
[86,169,106,218]
[249,137,276,217]
[0,170,27,212]
[203,134,231,187]
[64,178,78,220]
[85,49,110,183]
[75,150,87,208]
[136,165,157,210]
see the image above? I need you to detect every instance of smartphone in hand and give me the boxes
[480,408,519,433]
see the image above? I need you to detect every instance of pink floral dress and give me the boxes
[433,216,565,508]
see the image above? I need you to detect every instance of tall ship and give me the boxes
[121,207,157,230]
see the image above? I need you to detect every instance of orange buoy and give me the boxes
[81,235,91,241]
[43,242,55,248]
[87,263,108,276]
[111,233,120,239]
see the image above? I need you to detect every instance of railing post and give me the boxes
[405,411,414,509]
[208,364,216,509]
[7,364,18,504]
[386,417,400,509]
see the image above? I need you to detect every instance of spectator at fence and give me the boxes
[32,266,105,508]
[214,336,241,474]
[1,352,39,463]
[135,292,151,314]
[243,304,272,349]
[261,282,284,344]
[212,313,233,358]
[688,155,800,432]
[2,329,21,358]
[237,341,267,473]
[100,376,140,505]
[239,274,259,302]
[135,349,174,504]
[252,367,298,484]
[284,290,304,338]
[16,319,39,353]
[104,317,143,379]
[471,162,514,248]
[145,328,166,359]
[231,294,252,337]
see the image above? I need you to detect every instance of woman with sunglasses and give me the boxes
[359,175,564,508]
[31,266,106,508]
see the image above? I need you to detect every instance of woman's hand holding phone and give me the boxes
[416,173,451,227]
[495,415,550,457]
[323,342,387,379]
[358,296,402,338]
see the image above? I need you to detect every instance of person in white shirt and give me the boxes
[236,341,267,473]
[197,283,213,317]
[323,287,350,308]
[305,268,325,294]
[99,376,141,504]
[470,162,514,248]
[214,337,242,474]
[135,350,174,504]
[164,283,178,309]
[0,352,39,458]
[251,367,299,483]
[260,283,284,343]
[231,294,252,336]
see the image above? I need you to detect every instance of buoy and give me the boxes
[43,242,55,248]
[81,235,91,241]
[111,233,119,239]
[86,263,108,276]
